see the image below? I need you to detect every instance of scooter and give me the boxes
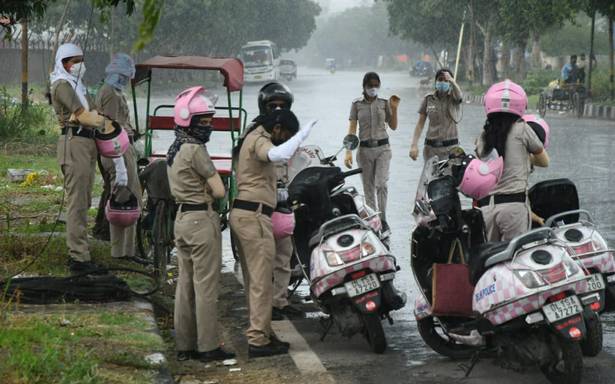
[287,135,405,353]
[529,178,615,356]
[411,154,598,384]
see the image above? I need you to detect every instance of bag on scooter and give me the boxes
[431,239,474,317]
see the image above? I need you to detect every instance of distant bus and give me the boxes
[240,40,280,83]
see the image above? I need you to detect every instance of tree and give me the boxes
[593,0,615,99]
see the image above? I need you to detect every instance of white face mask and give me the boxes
[69,62,86,79]
[365,87,379,98]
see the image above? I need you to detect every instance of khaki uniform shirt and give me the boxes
[96,83,134,136]
[349,96,392,141]
[477,121,544,195]
[168,143,217,205]
[51,80,93,128]
[235,126,276,207]
[418,92,461,141]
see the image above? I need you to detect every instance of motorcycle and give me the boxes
[287,135,406,353]
[530,178,615,356]
[411,154,599,384]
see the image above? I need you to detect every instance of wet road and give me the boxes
[137,68,615,383]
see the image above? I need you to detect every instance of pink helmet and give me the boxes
[174,86,216,127]
[484,80,527,117]
[523,114,550,149]
[96,121,130,158]
[458,155,504,200]
[272,211,295,240]
[105,191,140,228]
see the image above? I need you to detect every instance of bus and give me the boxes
[240,40,280,83]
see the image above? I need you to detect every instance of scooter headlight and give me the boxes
[514,269,546,289]
[323,250,343,267]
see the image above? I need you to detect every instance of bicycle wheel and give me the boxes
[538,93,547,117]
[153,200,173,285]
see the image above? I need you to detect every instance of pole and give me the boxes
[454,10,467,79]
[20,18,28,108]
[609,16,614,100]
[588,8,596,97]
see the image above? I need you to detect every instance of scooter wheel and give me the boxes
[416,316,479,360]
[581,311,603,357]
[540,337,583,384]
[362,313,387,354]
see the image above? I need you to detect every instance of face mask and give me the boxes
[365,87,379,98]
[435,81,450,93]
[69,62,86,78]
[189,124,212,143]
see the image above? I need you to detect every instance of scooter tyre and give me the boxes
[416,316,479,360]
[362,313,387,354]
[581,312,603,357]
[540,337,583,384]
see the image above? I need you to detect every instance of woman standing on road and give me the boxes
[475,81,549,241]
[344,72,400,234]
[410,69,463,162]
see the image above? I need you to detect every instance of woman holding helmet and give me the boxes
[167,86,234,362]
[475,80,550,242]
[410,69,463,162]
[96,53,145,264]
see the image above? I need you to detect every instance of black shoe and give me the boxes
[270,334,290,349]
[248,342,289,358]
[68,260,107,275]
[116,255,152,265]
[176,350,195,361]
[272,307,284,321]
[194,347,236,362]
[280,305,304,319]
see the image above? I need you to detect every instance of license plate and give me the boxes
[587,273,605,291]
[345,274,380,298]
[543,296,582,323]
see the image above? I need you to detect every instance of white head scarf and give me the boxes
[49,43,89,111]
[104,53,136,91]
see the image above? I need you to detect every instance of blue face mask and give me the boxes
[435,81,450,93]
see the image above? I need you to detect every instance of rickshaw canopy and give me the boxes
[134,55,244,92]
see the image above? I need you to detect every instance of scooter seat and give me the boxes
[468,241,509,285]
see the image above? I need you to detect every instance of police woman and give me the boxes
[344,72,399,234]
[256,82,303,320]
[50,43,108,273]
[168,86,234,362]
[476,81,549,241]
[230,109,313,358]
[410,69,463,162]
[96,53,145,264]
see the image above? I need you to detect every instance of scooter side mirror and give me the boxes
[343,134,359,151]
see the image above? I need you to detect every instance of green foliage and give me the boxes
[133,0,163,52]
[541,13,611,56]
[589,68,615,102]
[521,69,560,96]
[0,87,57,142]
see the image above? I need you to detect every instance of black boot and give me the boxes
[248,341,289,358]
[194,347,236,362]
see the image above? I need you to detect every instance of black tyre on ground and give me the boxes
[540,337,583,384]
[581,311,603,357]
[416,316,479,360]
[153,200,172,286]
[362,313,387,354]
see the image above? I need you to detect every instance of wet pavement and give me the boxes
[137,68,615,383]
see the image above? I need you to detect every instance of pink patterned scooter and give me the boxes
[411,155,598,384]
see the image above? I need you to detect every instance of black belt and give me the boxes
[477,193,527,208]
[359,138,389,148]
[61,125,96,139]
[425,138,459,148]
[232,199,274,217]
[179,203,209,212]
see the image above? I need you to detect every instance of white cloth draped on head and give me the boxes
[49,43,89,111]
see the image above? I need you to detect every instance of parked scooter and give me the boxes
[411,154,599,384]
[287,135,406,353]
[529,178,615,356]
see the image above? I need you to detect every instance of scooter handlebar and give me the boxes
[342,168,363,178]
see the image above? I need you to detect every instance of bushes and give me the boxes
[0,87,58,143]
[521,69,560,96]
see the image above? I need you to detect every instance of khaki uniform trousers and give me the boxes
[356,145,392,222]
[229,208,275,346]
[100,145,142,258]
[272,236,293,309]
[173,209,222,352]
[57,135,97,262]
[480,201,531,242]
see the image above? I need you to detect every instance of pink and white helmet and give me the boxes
[458,154,504,200]
[272,211,295,240]
[523,114,550,149]
[174,86,216,127]
[96,121,130,158]
[484,80,527,117]
[105,191,141,228]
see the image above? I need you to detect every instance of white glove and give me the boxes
[268,120,317,163]
[113,157,128,187]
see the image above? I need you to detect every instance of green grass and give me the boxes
[0,311,161,384]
